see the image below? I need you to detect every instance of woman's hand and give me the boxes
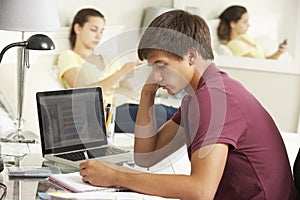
[277,39,288,54]
[268,39,288,59]
[121,61,143,79]
[123,61,142,71]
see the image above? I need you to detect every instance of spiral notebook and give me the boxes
[47,172,128,192]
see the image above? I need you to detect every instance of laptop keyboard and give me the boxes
[56,146,129,161]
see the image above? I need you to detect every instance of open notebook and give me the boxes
[47,172,127,192]
[36,87,133,168]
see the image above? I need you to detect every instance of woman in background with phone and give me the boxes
[217,5,288,59]
[57,8,178,134]
[57,8,141,104]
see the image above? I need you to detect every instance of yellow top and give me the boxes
[57,50,121,103]
[227,34,265,59]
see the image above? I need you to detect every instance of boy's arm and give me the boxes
[80,143,228,200]
[134,82,184,167]
[124,144,228,200]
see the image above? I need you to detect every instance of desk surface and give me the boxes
[0,153,52,199]
[1,132,298,199]
[0,134,190,199]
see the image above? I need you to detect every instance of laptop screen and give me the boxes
[36,87,107,155]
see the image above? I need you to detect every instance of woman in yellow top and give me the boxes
[57,8,140,102]
[217,5,287,59]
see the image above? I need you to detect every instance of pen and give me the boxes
[105,103,112,122]
[83,151,89,160]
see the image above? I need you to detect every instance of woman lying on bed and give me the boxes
[57,8,141,103]
[217,5,288,59]
[57,8,178,133]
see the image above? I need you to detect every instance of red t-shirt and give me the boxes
[172,63,296,199]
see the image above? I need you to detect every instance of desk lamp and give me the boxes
[0,0,60,143]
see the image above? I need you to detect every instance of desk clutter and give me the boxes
[7,166,61,178]
[0,143,186,199]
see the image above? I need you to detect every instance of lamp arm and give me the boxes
[0,41,28,63]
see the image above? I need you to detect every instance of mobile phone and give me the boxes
[282,39,288,45]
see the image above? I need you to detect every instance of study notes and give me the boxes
[47,172,127,193]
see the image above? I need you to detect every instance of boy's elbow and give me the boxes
[133,152,159,168]
[182,186,215,200]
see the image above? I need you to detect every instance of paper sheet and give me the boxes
[48,191,179,200]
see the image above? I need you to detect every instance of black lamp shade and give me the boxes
[26,34,55,50]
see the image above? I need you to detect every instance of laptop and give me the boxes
[36,87,133,168]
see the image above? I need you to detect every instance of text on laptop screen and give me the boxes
[37,87,107,153]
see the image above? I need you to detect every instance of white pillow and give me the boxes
[206,19,221,52]
[217,44,233,56]
[253,35,278,57]
[248,13,281,43]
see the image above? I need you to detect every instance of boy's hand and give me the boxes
[142,71,161,96]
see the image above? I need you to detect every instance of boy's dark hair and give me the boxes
[69,8,105,49]
[138,10,214,61]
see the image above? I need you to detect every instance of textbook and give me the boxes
[47,172,127,193]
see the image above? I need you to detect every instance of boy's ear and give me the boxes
[186,49,197,65]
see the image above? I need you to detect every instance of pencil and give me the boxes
[83,151,89,160]
[105,109,113,131]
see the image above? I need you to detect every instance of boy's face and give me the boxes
[146,50,194,95]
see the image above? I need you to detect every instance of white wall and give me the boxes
[1,0,298,57]
[57,0,173,28]
[55,0,299,58]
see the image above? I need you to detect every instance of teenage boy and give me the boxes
[80,10,296,200]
